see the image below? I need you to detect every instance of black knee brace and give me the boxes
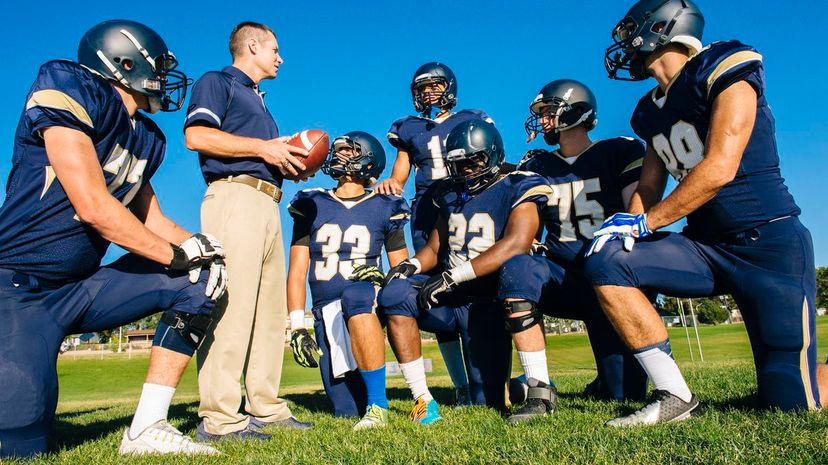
[504,300,542,334]
[160,311,212,350]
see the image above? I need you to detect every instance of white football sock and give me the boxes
[129,383,176,437]
[518,350,551,385]
[438,340,468,388]
[634,347,692,402]
[400,357,433,402]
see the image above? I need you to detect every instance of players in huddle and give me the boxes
[378,63,496,404]
[379,120,553,421]
[1,0,825,458]
[286,132,410,430]
[502,79,648,419]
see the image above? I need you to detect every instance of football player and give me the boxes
[377,119,553,423]
[377,62,494,404]
[0,21,224,458]
[286,131,411,431]
[585,0,824,426]
[502,79,648,419]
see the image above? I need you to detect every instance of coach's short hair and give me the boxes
[229,21,275,59]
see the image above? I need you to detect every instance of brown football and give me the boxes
[284,129,330,181]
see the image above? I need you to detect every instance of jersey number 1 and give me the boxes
[427,135,448,180]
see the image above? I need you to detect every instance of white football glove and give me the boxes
[170,233,227,299]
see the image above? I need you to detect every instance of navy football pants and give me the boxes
[378,277,511,408]
[499,254,648,401]
[584,217,820,411]
[310,282,380,418]
[0,254,214,458]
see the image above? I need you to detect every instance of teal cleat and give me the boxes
[409,397,442,425]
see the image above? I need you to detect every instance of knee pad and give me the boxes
[377,279,418,317]
[341,282,377,320]
[154,311,212,355]
[504,300,542,334]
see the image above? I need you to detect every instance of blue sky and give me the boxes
[1,0,827,265]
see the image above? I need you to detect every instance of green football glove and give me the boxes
[291,328,322,368]
[350,263,386,287]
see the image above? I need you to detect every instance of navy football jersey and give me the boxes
[289,189,410,309]
[630,40,800,237]
[387,109,493,197]
[519,138,644,264]
[434,172,552,272]
[0,61,166,282]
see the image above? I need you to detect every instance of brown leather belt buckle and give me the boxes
[223,175,282,203]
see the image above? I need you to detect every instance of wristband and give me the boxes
[289,309,306,330]
[448,261,476,284]
[169,244,188,270]
[409,257,422,274]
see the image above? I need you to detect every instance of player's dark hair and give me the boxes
[229,21,276,59]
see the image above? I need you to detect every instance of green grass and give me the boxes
[13,318,828,464]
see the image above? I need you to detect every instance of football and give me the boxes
[284,129,330,181]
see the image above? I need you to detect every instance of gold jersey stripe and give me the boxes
[621,158,644,174]
[390,213,410,220]
[512,185,554,208]
[40,166,57,200]
[799,296,817,410]
[26,89,94,128]
[706,51,763,96]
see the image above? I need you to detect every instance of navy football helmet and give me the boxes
[322,131,386,186]
[605,0,704,81]
[525,79,598,146]
[78,20,191,112]
[445,119,505,193]
[411,62,457,116]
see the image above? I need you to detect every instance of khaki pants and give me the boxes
[197,180,291,435]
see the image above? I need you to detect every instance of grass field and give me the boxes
[11,319,828,464]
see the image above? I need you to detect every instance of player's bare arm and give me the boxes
[466,202,539,277]
[185,123,308,176]
[287,244,311,313]
[644,81,757,230]
[44,126,177,266]
[627,147,668,214]
[130,183,191,245]
[387,247,409,268]
[411,214,448,273]
[375,149,411,195]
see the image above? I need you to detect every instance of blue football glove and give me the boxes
[585,213,652,257]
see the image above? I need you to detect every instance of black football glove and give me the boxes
[416,271,456,310]
[291,329,322,368]
[350,263,385,287]
[382,259,419,287]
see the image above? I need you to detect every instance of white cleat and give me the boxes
[606,390,700,427]
[119,420,219,455]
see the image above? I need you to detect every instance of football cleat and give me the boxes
[606,390,700,427]
[507,378,557,424]
[409,397,442,425]
[119,420,219,455]
[353,404,389,431]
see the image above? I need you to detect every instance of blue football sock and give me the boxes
[360,365,389,409]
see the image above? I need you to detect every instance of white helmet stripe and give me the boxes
[95,50,130,87]
[119,28,156,70]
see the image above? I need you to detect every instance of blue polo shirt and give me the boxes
[184,65,282,186]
